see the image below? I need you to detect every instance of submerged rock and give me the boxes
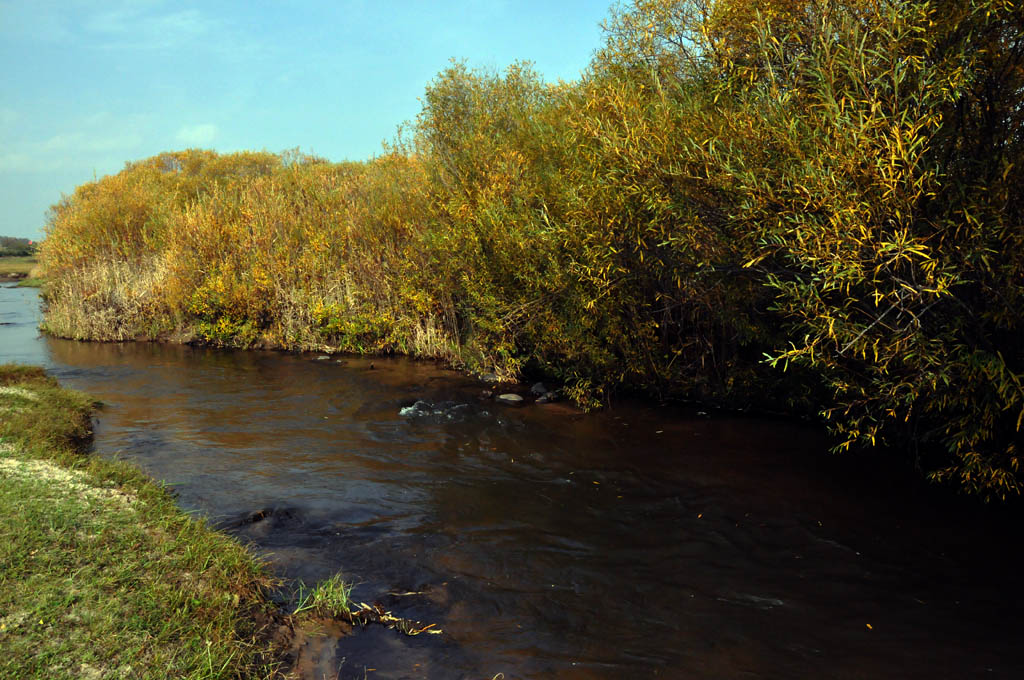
[399,399,474,421]
[219,506,303,539]
[399,400,433,417]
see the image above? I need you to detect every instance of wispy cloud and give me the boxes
[0,153,37,172]
[0,1,242,53]
[0,0,74,43]
[85,5,216,50]
[0,110,148,174]
[0,108,19,128]
[42,131,144,154]
[176,123,218,147]
[0,152,70,174]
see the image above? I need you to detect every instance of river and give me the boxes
[2,284,1021,679]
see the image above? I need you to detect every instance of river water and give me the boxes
[2,285,1022,679]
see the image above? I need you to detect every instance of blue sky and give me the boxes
[0,1,611,239]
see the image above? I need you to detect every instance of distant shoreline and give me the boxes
[0,255,37,282]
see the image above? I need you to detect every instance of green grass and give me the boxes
[0,256,37,277]
[0,365,285,679]
[292,574,352,619]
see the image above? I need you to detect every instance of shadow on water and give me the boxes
[3,287,1023,679]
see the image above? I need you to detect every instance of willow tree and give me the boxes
[599,0,1024,498]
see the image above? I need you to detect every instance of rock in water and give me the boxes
[496,393,524,406]
[530,382,548,396]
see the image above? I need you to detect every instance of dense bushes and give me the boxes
[40,0,1023,499]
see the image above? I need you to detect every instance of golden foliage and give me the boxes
[40,1,1024,499]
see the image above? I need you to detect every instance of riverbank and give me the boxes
[38,0,1024,503]
[3,291,1023,678]
[0,256,41,285]
[0,364,285,679]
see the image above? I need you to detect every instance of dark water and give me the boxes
[2,285,1022,679]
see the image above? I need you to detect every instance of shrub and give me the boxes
[40,1,1024,499]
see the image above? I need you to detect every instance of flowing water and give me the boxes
[2,285,1022,679]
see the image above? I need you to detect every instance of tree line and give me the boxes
[0,236,37,256]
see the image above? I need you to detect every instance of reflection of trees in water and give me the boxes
[415,415,717,675]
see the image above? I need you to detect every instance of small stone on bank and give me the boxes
[496,393,524,406]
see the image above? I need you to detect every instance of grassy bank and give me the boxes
[0,256,37,279]
[37,0,1024,500]
[0,365,284,679]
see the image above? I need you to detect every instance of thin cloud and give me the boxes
[86,6,215,50]
[0,0,74,43]
[41,131,144,153]
[0,111,147,174]
[0,153,67,174]
[0,108,18,128]
[0,1,221,52]
[176,123,218,147]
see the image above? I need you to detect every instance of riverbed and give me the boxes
[2,284,1021,679]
